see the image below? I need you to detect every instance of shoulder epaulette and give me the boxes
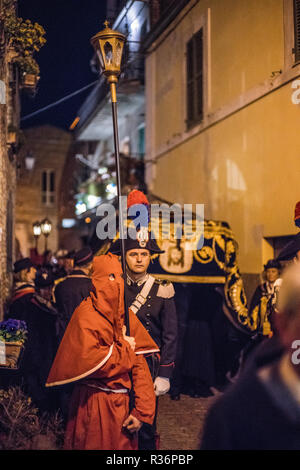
[156,279,175,298]
[54,276,67,287]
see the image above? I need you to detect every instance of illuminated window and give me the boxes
[41,169,55,206]
[186,28,203,128]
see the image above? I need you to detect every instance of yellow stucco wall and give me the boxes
[146,0,300,273]
[153,84,300,272]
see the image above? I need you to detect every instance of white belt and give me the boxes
[84,383,128,394]
[130,275,155,314]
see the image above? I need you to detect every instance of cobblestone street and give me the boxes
[157,393,220,450]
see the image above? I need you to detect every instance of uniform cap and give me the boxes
[264,259,281,271]
[14,258,35,274]
[74,247,93,266]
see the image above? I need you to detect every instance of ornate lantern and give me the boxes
[91,20,126,85]
[41,218,52,251]
[32,221,41,250]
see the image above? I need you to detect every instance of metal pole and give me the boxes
[110,81,130,334]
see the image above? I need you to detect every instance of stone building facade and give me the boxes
[15,125,75,258]
[0,2,20,319]
[144,0,300,297]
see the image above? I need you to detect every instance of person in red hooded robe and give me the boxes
[46,253,159,450]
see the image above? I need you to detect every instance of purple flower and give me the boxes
[0,319,27,332]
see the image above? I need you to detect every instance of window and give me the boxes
[138,125,145,158]
[264,235,295,260]
[41,170,55,206]
[294,0,300,62]
[186,28,203,128]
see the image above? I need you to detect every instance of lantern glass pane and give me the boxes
[41,220,52,235]
[96,48,104,70]
[104,41,113,66]
[33,225,41,236]
[115,42,122,67]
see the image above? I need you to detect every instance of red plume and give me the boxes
[295,201,300,227]
[127,190,149,208]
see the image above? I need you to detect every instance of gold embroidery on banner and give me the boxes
[194,245,214,264]
[151,274,226,284]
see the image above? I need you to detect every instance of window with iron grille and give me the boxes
[41,169,55,206]
[186,28,203,129]
[294,0,300,62]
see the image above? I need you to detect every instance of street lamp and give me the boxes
[32,220,41,250]
[91,21,130,331]
[25,152,35,171]
[91,21,125,87]
[41,217,52,251]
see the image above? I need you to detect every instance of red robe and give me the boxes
[46,254,159,450]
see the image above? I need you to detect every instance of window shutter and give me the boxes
[186,28,203,128]
[294,0,300,62]
[187,37,194,123]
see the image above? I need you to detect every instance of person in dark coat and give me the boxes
[200,262,300,450]
[54,246,93,343]
[52,249,68,280]
[8,258,37,320]
[18,270,58,413]
[110,234,177,450]
[237,259,282,366]
[249,259,281,337]
[53,246,93,421]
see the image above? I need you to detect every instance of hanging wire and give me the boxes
[21,80,99,121]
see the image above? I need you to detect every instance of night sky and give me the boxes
[18,0,106,130]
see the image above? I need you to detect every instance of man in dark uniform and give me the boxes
[23,270,58,413]
[8,258,37,320]
[53,246,93,421]
[52,249,68,281]
[54,246,93,343]
[110,235,177,450]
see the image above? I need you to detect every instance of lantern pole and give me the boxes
[110,81,130,332]
[91,22,130,333]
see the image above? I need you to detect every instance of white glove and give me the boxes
[154,377,170,396]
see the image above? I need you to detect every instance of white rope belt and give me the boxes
[84,382,128,394]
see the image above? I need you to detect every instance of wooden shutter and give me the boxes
[186,28,203,128]
[294,0,300,62]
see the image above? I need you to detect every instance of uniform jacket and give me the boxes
[125,275,177,379]
[54,269,93,340]
[249,281,276,335]
[8,282,36,321]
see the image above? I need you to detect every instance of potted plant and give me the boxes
[18,57,40,90]
[3,2,46,90]
[0,319,27,369]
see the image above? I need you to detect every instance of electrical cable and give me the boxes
[21,80,99,121]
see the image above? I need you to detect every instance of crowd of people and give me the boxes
[200,203,300,450]
[3,194,300,450]
[2,224,178,450]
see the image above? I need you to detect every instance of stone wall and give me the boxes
[16,125,73,258]
[0,9,19,319]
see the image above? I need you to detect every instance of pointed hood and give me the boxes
[46,254,159,387]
